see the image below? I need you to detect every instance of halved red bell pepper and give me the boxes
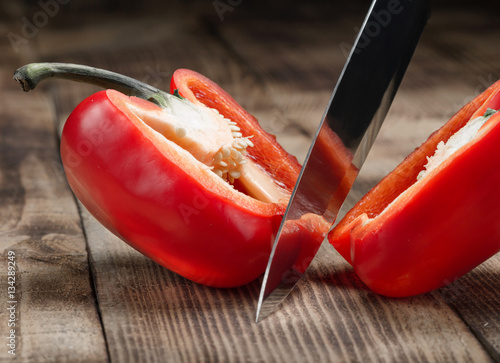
[328,81,500,297]
[16,63,499,297]
[14,63,330,288]
[62,90,288,287]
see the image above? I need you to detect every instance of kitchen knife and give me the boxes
[256,0,430,322]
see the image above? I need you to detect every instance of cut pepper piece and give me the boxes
[61,87,298,288]
[14,63,329,288]
[329,81,500,297]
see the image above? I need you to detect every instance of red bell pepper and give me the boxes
[328,81,500,297]
[14,63,319,287]
[16,62,499,297]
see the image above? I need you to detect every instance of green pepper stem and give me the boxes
[13,62,172,107]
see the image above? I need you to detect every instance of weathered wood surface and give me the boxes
[0,65,107,361]
[1,0,499,361]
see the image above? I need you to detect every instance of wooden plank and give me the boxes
[80,208,494,362]
[39,4,499,361]
[436,254,500,362]
[303,244,494,362]
[4,0,496,361]
[0,82,108,361]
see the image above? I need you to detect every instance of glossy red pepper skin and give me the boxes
[328,81,500,297]
[60,87,296,288]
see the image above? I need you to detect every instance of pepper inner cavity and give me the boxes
[127,97,289,203]
[417,108,499,180]
[128,97,248,169]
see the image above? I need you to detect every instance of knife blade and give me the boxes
[256,0,430,322]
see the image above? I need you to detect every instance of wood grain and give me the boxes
[1,0,499,361]
[0,83,107,361]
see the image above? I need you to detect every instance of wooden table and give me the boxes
[1,0,499,361]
